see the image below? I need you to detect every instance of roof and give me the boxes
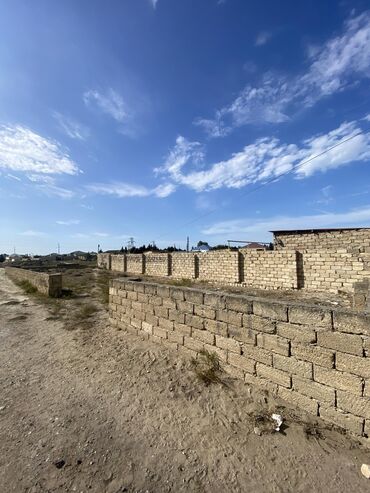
[271,227,370,235]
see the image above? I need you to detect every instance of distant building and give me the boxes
[191,244,210,253]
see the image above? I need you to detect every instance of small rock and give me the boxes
[0,406,5,411]
[54,459,65,469]
[254,427,262,436]
[361,464,370,479]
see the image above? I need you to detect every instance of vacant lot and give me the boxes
[0,267,369,492]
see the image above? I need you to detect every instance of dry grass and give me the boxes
[16,279,38,294]
[74,302,98,320]
[190,349,223,385]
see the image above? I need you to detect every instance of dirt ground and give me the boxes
[0,267,369,493]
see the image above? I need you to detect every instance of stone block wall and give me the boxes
[5,267,62,297]
[126,254,144,274]
[274,229,370,251]
[111,254,126,272]
[144,253,170,277]
[243,250,298,289]
[171,252,197,279]
[97,253,111,269]
[301,250,370,293]
[198,250,240,284]
[109,278,370,438]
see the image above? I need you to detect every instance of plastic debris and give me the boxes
[361,464,370,479]
[271,413,283,432]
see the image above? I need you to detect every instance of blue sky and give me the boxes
[1,0,370,254]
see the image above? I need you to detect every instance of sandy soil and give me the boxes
[0,268,369,493]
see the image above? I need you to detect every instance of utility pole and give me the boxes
[127,237,135,250]
[186,236,189,252]
[57,243,60,255]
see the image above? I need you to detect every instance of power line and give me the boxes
[156,131,363,240]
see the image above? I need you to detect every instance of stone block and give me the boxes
[278,387,318,415]
[215,335,241,354]
[314,366,363,395]
[185,314,204,330]
[277,322,316,344]
[192,328,215,345]
[273,354,312,379]
[228,325,257,345]
[288,305,332,328]
[335,352,370,378]
[194,305,216,320]
[204,319,228,337]
[292,376,335,405]
[217,310,243,327]
[336,391,370,419]
[170,287,185,301]
[253,300,288,321]
[153,327,168,339]
[243,314,276,334]
[256,363,291,388]
[154,305,169,319]
[168,310,185,324]
[158,318,174,331]
[176,300,194,314]
[184,289,204,305]
[257,334,290,356]
[224,295,252,314]
[291,343,334,368]
[242,344,273,366]
[317,331,363,356]
[204,292,225,309]
[319,406,364,436]
[333,310,370,336]
[228,353,256,374]
[173,322,192,336]
[168,331,184,345]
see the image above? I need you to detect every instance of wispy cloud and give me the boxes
[0,125,80,174]
[36,184,75,199]
[149,0,158,8]
[202,205,370,238]
[53,112,90,140]
[19,230,48,237]
[157,119,370,192]
[255,31,272,46]
[86,181,175,198]
[83,88,128,122]
[196,12,370,136]
[56,219,80,226]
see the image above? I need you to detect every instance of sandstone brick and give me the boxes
[217,310,243,327]
[184,337,204,352]
[170,287,185,301]
[224,364,245,380]
[162,298,177,309]
[333,310,370,336]
[131,318,142,330]
[145,313,159,327]
[131,301,142,312]
[335,352,370,378]
[154,305,169,319]
[133,282,145,293]
[142,321,153,334]
[194,304,216,320]
[243,314,276,334]
[273,354,312,379]
[153,327,167,339]
[224,295,252,314]
[173,322,192,336]
[228,325,257,345]
[168,331,184,345]
[215,335,241,354]
[156,285,170,298]
[288,305,332,328]
[319,406,364,436]
[168,310,185,324]
[256,363,291,388]
[192,328,215,345]
[228,353,256,374]
[176,300,194,314]
[204,319,228,337]
[185,314,204,330]
[292,376,335,405]
[203,344,227,362]
[277,322,316,344]
[144,284,157,295]
[314,366,363,395]
[317,331,363,356]
[243,372,278,394]
[242,344,273,366]
[204,292,225,309]
[137,293,149,303]
[184,289,204,305]
[364,380,370,398]
[148,295,163,306]
[277,387,318,415]
[127,291,138,301]
[257,334,290,356]
[253,300,288,322]
[112,295,121,305]
[291,343,334,368]
[158,318,174,331]
[117,289,127,299]
[337,391,370,419]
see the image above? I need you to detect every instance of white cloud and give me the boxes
[255,31,272,46]
[196,12,370,135]
[157,120,370,192]
[19,230,48,237]
[93,232,109,237]
[0,125,79,174]
[86,181,175,199]
[53,112,90,140]
[149,0,158,8]
[83,88,128,122]
[202,206,370,238]
[36,184,75,199]
[56,219,80,226]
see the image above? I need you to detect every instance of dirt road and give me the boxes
[0,269,369,492]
